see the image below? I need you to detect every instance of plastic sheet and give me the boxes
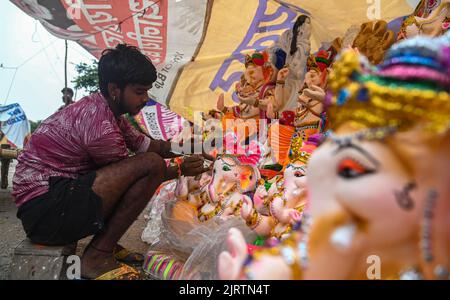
[141,180,178,245]
[146,197,257,280]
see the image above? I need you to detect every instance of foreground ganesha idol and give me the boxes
[218,31,450,280]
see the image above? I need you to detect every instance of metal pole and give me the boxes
[64,39,68,89]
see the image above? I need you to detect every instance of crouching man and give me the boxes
[12,44,208,280]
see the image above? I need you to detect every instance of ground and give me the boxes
[0,161,150,280]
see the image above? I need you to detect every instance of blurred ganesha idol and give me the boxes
[218,31,450,280]
[398,0,450,40]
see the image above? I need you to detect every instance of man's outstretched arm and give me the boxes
[147,139,214,161]
[146,139,180,158]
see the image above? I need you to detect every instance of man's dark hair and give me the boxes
[98,44,157,98]
[61,87,74,96]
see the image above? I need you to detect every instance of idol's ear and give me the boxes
[235,165,258,192]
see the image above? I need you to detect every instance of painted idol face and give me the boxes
[304,69,322,88]
[305,134,421,279]
[244,64,265,88]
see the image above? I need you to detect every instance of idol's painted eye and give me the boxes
[337,158,375,179]
[222,165,231,172]
[294,171,304,178]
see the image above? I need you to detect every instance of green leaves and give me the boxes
[72,60,99,94]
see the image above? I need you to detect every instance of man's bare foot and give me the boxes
[113,244,144,265]
[81,246,122,279]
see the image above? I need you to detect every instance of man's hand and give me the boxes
[148,138,215,161]
[172,136,215,162]
[147,140,179,159]
[181,155,210,177]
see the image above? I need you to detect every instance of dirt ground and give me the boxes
[0,161,150,280]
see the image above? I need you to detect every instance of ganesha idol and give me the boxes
[263,50,330,167]
[172,154,261,224]
[147,154,261,279]
[241,135,320,242]
[218,31,450,280]
[398,0,449,41]
[204,49,287,147]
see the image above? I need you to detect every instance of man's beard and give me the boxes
[117,94,134,116]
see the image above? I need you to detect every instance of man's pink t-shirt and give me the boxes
[12,92,150,207]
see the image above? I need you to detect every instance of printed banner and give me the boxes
[11,0,209,106]
[134,99,186,141]
[168,0,415,121]
[11,0,416,122]
[0,103,31,148]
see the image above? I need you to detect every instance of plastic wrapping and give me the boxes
[141,180,178,245]
[143,154,261,279]
[147,198,257,280]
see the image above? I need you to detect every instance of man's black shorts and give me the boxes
[17,171,104,246]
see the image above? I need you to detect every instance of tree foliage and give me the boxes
[72,60,99,94]
[29,120,42,133]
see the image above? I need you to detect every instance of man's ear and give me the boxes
[107,83,120,99]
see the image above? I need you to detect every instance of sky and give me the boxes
[0,1,95,121]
